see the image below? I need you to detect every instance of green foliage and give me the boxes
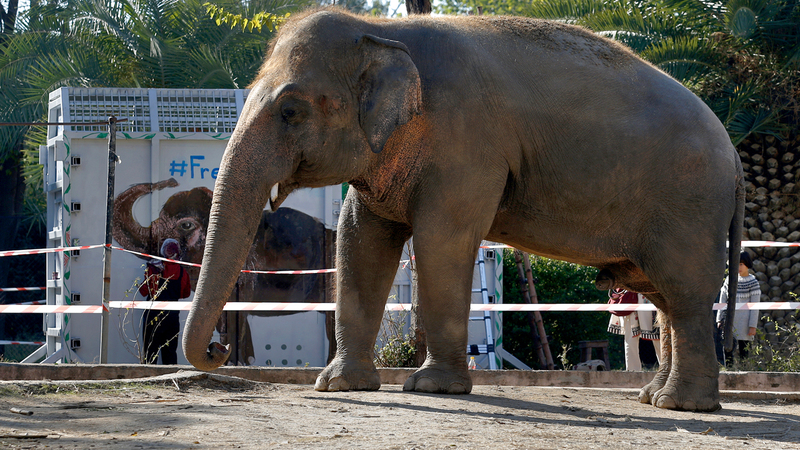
[1,0,306,201]
[204,2,289,32]
[374,335,417,367]
[374,311,417,367]
[735,315,800,372]
[330,0,393,16]
[501,251,623,370]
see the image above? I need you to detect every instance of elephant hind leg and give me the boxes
[639,308,671,404]
[650,312,721,412]
[628,238,723,411]
[642,288,720,411]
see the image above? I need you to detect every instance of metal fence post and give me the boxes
[99,116,117,363]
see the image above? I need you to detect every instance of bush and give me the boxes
[374,335,417,368]
[374,311,418,368]
[735,315,800,372]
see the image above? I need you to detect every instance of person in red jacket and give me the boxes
[138,238,191,364]
[607,289,661,371]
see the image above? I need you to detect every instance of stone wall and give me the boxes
[739,135,800,352]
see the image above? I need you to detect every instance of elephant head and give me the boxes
[182,11,423,370]
[113,178,213,288]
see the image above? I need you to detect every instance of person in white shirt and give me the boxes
[716,251,762,366]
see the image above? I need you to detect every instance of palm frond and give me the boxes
[724,0,768,39]
[640,35,720,83]
[520,0,612,22]
[726,108,785,146]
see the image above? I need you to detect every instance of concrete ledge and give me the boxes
[0,363,797,393]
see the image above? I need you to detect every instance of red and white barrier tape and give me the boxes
[0,244,337,275]
[0,305,105,314]
[0,340,44,345]
[480,242,800,249]
[742,241,800,248]
[241,268,337,275]
[0,287,46,292]
[0,244,105,257]
[3,240,799,258]
[108,301,338,311]
[1,240,797,279]
[108,246,337,274]
[0,301,793,314]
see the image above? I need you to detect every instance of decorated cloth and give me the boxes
[607,291,660,340]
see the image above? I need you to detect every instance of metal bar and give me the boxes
[99,117,118,363]
[0,119,128,126]
[476,248,497,369]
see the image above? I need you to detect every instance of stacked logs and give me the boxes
[740,135,800,351]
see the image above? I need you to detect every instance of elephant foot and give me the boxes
[402,366,472,394]
[638,367,669,405]
[649,377,720,412]
[314,357,380,392]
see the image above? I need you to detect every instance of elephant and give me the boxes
[113,179,335,364]
[182,8,744,412]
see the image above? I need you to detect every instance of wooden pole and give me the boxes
[515,250,555,369]
[513,250,547,369]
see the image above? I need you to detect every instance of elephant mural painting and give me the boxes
[183,9,744,411]
[113,178,335,364]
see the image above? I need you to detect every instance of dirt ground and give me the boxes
[0,371,799,449]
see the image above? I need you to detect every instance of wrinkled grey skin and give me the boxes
[183,9,744,412]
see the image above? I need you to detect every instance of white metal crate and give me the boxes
[47,88,247,136]
[38,87,339,366]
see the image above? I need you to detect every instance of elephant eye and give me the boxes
[281,100,308,126]
[179,221,195,231]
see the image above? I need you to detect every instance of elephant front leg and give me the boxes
[402,238,477,395]
[314,198,410,392]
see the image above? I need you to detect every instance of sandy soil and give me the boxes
[0,371,798,449]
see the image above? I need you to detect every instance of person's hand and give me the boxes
[748,327,757,336]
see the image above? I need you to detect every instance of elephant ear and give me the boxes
[357,34,422,154]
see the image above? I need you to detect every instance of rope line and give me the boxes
[0,301,792,314]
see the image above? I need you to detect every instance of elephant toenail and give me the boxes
[447,382,467,394]
[656,395,677,410]
[327,378,349,392]
[414,377,439,392]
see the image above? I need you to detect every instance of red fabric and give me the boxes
[608,290,637,317]
[138,262,191,299]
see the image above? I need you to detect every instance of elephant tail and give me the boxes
[723,158,745,353]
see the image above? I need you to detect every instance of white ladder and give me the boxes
[468,247,497,369]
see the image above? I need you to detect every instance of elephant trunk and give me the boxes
[182,127,293,371]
